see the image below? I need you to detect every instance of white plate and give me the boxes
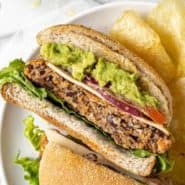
[0,1,155,185]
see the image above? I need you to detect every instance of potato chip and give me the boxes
[168,78,185,185]
[110,10,175,83]
[147,0,185,78]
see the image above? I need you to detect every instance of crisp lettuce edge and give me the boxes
[14,115,41,185]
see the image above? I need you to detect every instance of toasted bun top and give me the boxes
[39,142,142,185]
[37,24,172,125]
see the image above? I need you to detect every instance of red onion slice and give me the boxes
[98,89,144,117]
[85,76,98,85]
[85,77,144,117]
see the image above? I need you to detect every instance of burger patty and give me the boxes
[24,60,172,153]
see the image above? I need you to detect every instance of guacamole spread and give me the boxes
[41,43,96,81]
[41,43,159,107]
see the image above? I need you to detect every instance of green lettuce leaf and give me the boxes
[23,115,43,151]
[131,149,151,158]
[15,115,42,185]
[0,59,47,99]
[131,149,174,173]
[15,153,39,185]
[155,154,175,173]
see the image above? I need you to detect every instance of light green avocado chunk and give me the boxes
[40,43,96,81]
[92,58,159,107]
[40,43,159,107]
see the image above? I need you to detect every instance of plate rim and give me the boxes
[0,1,156,184]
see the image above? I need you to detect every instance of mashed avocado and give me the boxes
[41,43,95,80]
[41,43,159,107]
[92,58,159,107]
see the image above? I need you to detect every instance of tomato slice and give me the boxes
[146,106,166,124]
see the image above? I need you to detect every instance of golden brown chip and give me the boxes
[147,0,185,78]
[110,10,175,83]
[168,78,185,185]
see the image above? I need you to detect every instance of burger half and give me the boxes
[0,24,173,177]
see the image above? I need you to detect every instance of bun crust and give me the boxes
[37,24,172,124]
[1,83,156,176]
[39,142,142,185]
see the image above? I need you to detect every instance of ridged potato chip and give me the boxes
[168,78,185,185]
[147,0,185,78]
[110,10,175,83]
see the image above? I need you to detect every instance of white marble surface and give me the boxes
[0,3,157,64]
[0,0,98,51]
[0,0,153,37]
[0,0,99,36]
